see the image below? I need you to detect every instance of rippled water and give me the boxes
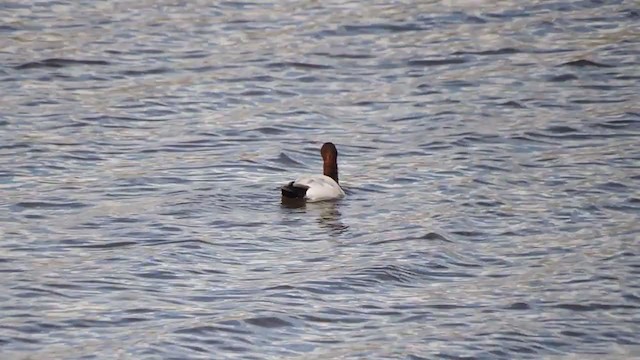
[1,0,639,359]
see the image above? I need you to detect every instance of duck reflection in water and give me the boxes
[281,197,349,235]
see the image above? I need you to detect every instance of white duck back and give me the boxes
[293,175,345,202]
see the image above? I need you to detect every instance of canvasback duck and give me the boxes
[281,142,346,202]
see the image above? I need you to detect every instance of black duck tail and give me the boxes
[281,181,308,199]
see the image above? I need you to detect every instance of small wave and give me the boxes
[312,52,374,59]
[407,58,467,67]
[244,316,292,328]
[548,73,579,82]
[499,100,526,108]
[14,58,110,69]
[559,59,614,68]
[342,23,424,34]
[545,125,579,134]
[453,47,520,56]
[14,201,88,210]
[267,61,332,70]
[75,241,138,249]
[274,152,304,167]
[120,67,172,76]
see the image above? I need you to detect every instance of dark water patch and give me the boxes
[472,164,510,171]
[120,67,173,76]
[546,125,579,134]
[473,178,494,186]
[22,99,61,106]
[43,282,84,291]
[441,80,476,89]
[451,230,487,239]
[615,74,640,81]
[0,24,19,31]
[341,23,424,35]
[5,337,40,345]
[548,73,579,82]
[14,201,89,210]
[219,1,262,10]
[420,140,451,151]
[185,65,222,72]
[107,217,140,224]
[603,202,640,214]
[239,89,269,96]
[44,120,90,130]
[60,153,105,162]
[475,200,505,207]
[498,101,526,108]
[264,284,296,292]
[301,314,366,324]
[623,293,640,303]
[591,117,640,130]
[371,232,452,245]
[73,241,138,249]
[267,62,332,70]
[63,319,124,328]
[571,98,627,104]
[23,214,48,220]
[354,265,422,284]
[299,280,366,294]
[250,126,287,135]
[407,355,429,360]
[560,330,586,338]
[505,302,532,310]
[452,47,520,56]
[626,198,640,208]
[14,58,110,69]
[623,9,639,19]
[412,88,440,96]
[578,84,625,91]
[353,100,412,107]
[244,316,292,328]
[178,50,209,60]
[452,133,503,146]
[416,83,434,90]
[408,58,467,67]
[296,75,325,83]
[417,11,488,25]
[559,59,614,68]
[261,110,314,117]
[552,303,639,311]
[524,130,635,141]
[129,48,166,55]
[0,142,31,150]
[596,182,627,192]
[135,271,180,280]
[484,9,532,19]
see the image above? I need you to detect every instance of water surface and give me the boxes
[1,0,639,359]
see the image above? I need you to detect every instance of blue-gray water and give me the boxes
[1,1,639,359]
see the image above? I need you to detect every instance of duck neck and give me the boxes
[324,161,339,184]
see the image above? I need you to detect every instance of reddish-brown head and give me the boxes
[321,142,339,184]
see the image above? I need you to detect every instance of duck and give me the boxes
[281,142,346,202]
